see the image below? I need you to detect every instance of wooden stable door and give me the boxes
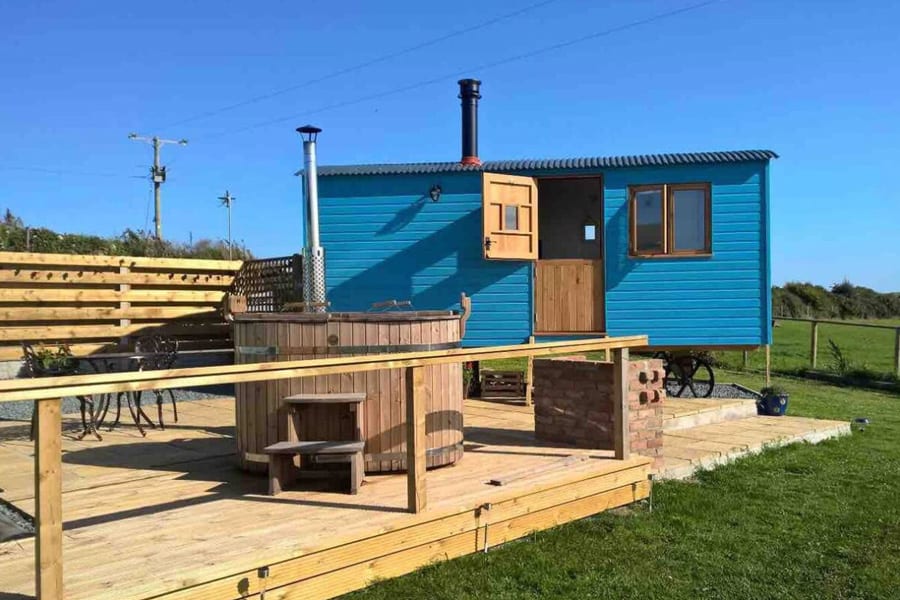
[482,173,538,260]
[535,259,605,334]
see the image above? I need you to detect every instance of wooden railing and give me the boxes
[775,316,900,376]
[0,334,647,600]
[0,251,243,361]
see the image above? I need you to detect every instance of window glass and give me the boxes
[504,205,519,230]
[583,223,596,241]
[672,189,707,251]
[634,189,663,253]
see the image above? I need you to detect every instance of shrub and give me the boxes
[0,210,253,260]
[772,280,900,321]
[827,339,852,375]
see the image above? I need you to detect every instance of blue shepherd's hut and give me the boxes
[302,79,776,350]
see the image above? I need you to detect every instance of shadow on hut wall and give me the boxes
[604,199,637,292]
[329,208,524,315]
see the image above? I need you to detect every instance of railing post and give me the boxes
[524,335,535,406]
[612,347,630,460]
[810,321,819,369]
[405,366,427,513]
[894,328,900,378]
[35,397,63,600]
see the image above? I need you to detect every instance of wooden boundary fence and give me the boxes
[0,334,647,600]
[0,251,243,361]
[775,316,900,377]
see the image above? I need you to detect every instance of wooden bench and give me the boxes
[263,440,365,496]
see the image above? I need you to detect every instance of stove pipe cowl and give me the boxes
[458,79,482,165]
[297,125,327,312]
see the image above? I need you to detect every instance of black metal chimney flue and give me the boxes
[458,79,481,165]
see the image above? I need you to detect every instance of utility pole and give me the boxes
[128,133,188,239]
[218,190,235,260]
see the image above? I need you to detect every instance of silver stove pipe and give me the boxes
[297,125,327,312]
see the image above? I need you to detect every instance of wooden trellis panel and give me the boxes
[230,254,303,313]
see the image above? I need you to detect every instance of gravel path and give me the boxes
[665,382,760,399]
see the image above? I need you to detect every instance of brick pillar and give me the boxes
[627,359,665,469]
[532,356,665,468]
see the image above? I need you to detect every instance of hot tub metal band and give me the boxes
[236,341,461,356]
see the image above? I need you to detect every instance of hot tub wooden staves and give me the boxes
[232,311,464,473]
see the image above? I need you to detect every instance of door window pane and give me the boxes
[634,189,663,253]
[504,205,519,230]
[672,189,707,251]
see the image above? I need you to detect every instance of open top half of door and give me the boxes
[482,172,538,260]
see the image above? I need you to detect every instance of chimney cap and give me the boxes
[458,79,482,98]
[296,125,322,135]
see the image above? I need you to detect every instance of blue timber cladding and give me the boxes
[602,161,768,346]
[316,155,772,348]
[317,172,533,347]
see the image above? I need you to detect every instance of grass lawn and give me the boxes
[344,372,900,600]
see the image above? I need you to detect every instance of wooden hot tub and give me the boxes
[232,311,464,473]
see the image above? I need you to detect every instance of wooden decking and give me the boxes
[0,398,651,600]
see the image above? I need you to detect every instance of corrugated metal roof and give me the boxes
[304,150,777,177]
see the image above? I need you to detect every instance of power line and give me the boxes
[0,166,146,179]
[144,182,153,232]
[198,0,723,141]
[155,0,563,130]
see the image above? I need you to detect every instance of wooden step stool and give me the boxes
[263,440,365,496]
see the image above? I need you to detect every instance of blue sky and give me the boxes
[1,0,897,290]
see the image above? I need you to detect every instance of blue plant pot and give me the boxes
[757,394,789,416]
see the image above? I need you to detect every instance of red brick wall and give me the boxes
[533,356,664,465]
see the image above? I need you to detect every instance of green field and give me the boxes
[716,319,900,381]
[345,371,900,600]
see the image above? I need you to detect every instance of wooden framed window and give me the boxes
[628,183,711,257]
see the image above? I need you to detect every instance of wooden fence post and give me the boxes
[405,366,427,513]
[612,348,630,460]
[35,397,63,600]
[741,350,749,369]
[118,264,131,349]
[894,329,900,378]
[765,345,771,387]
[810,321,819,369]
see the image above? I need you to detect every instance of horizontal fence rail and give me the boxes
[775,316,900,376]
[0,335,649,402]
[0,251,243,361]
